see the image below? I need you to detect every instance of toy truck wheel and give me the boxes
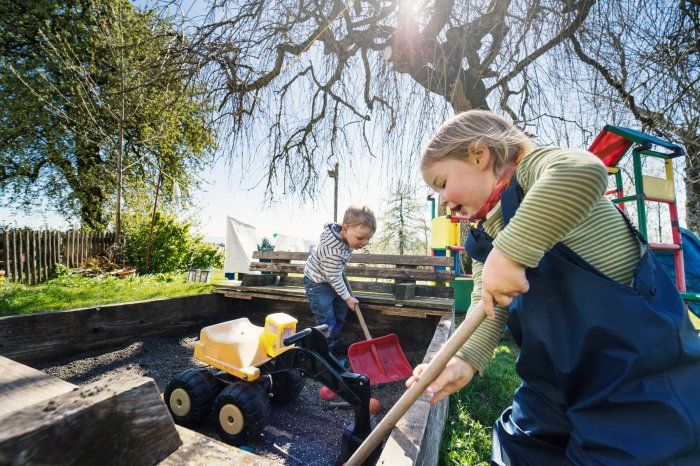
[269,370,305,405]
[164,368,220,426]
[213,381,270,445]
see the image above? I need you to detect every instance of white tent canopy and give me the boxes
[224,216,258,274]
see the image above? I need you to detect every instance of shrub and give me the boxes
[122,212,223,273]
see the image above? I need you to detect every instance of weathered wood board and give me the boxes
[377,315,453,466]
[0,294,238,365]
[0,355,77,418]
[0,373,181,465]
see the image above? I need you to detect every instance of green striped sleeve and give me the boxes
[457,258,509,375]
[493,147,608,268]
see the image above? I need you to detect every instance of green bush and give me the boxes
[122,212,223,273]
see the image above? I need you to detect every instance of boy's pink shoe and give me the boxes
[319,386,337,400]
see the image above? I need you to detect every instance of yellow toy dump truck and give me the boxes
[164,313,379,464]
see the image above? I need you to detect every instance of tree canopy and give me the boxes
[0,0,215,229]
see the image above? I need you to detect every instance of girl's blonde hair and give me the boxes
[420,110,535,174]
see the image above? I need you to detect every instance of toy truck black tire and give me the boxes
[164,368,220,426]
[268,369,305,405]
[213,381,270,445]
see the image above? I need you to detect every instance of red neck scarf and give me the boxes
[467,164,517,222]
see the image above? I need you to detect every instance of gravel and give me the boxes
[38,334,427,465]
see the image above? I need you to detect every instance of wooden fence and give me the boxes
[0,229,115,285]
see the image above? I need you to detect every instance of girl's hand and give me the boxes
[405,356,477,405]
[481,248,529,319]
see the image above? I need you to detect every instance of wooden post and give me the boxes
[2,230,9,282]
[32,230,38,284]
[63,231,69,268]
[26,230,33,285]
[70,230,75,268]
[73,230,78,267]
[11,230,16,283]
[14,230,23,283]
[54,231,59,273]
[44,231,49,280]
[39,231,45,282]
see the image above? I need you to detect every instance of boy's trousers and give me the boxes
[304,276,349,353]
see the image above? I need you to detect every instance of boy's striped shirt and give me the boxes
[304,223,353,299]
[458,147,642,374]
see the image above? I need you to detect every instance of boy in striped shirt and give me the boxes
[304,205,376,356]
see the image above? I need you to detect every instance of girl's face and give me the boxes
[422,148,497,216]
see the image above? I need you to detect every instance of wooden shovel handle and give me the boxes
[343,273,372,340]
[345,301,487,465]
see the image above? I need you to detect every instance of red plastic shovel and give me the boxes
[344,275,413,385]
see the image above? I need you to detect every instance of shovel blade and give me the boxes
[348,333,413,385]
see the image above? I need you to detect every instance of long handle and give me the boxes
[345,302,486,466]
[343,273,372,340]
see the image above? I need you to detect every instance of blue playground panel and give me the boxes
[654,227,700,317]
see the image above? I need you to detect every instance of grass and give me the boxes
[440,335,520,465]
[0,271,214,317]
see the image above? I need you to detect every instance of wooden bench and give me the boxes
[215,251,455,318]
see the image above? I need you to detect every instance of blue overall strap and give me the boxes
[491,177,700,464]
[464,176,523,262]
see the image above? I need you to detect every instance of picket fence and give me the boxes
[0,229,115,284]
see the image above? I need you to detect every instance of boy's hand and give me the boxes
[345,296,360,309]
[405,356,477,405]
[481,247,529,319]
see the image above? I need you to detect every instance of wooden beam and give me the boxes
[215,284,453,311]
[160,426,264,465]
[0,355,77,418]
[249,262,455,281]
[253,251,453,267]
[0,374,182,465]
[240,274,278,286]
[0,294,238,365]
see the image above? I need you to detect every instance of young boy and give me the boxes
[304,205,376,356]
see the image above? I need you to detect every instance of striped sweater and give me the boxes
[458,146,642,374]
[304,223,353,299]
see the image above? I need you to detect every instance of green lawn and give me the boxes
[0,271,214,317]
[440,335,520,465]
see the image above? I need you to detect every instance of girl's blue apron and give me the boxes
[465,178,700,465]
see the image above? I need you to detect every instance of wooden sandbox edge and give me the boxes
[377,314,453,466]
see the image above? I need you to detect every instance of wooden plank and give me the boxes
[15,231,24,283]
[161,425,266,465]
[10,230,17,282]
[27,230,35,285]
[216,284,453,311]
[0,294,238,365]
[39,231,45,281]
[240,274,278,286]
[377,315,453,466]
[253,251,454,267]
[2,230,9,281]
[381,307,427,318]
[215,285,452,316]
[0,373,182,465]
[64,231,70,267]
[250,262,455,281]
[0,355,77,417]
[47,231,53,277]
